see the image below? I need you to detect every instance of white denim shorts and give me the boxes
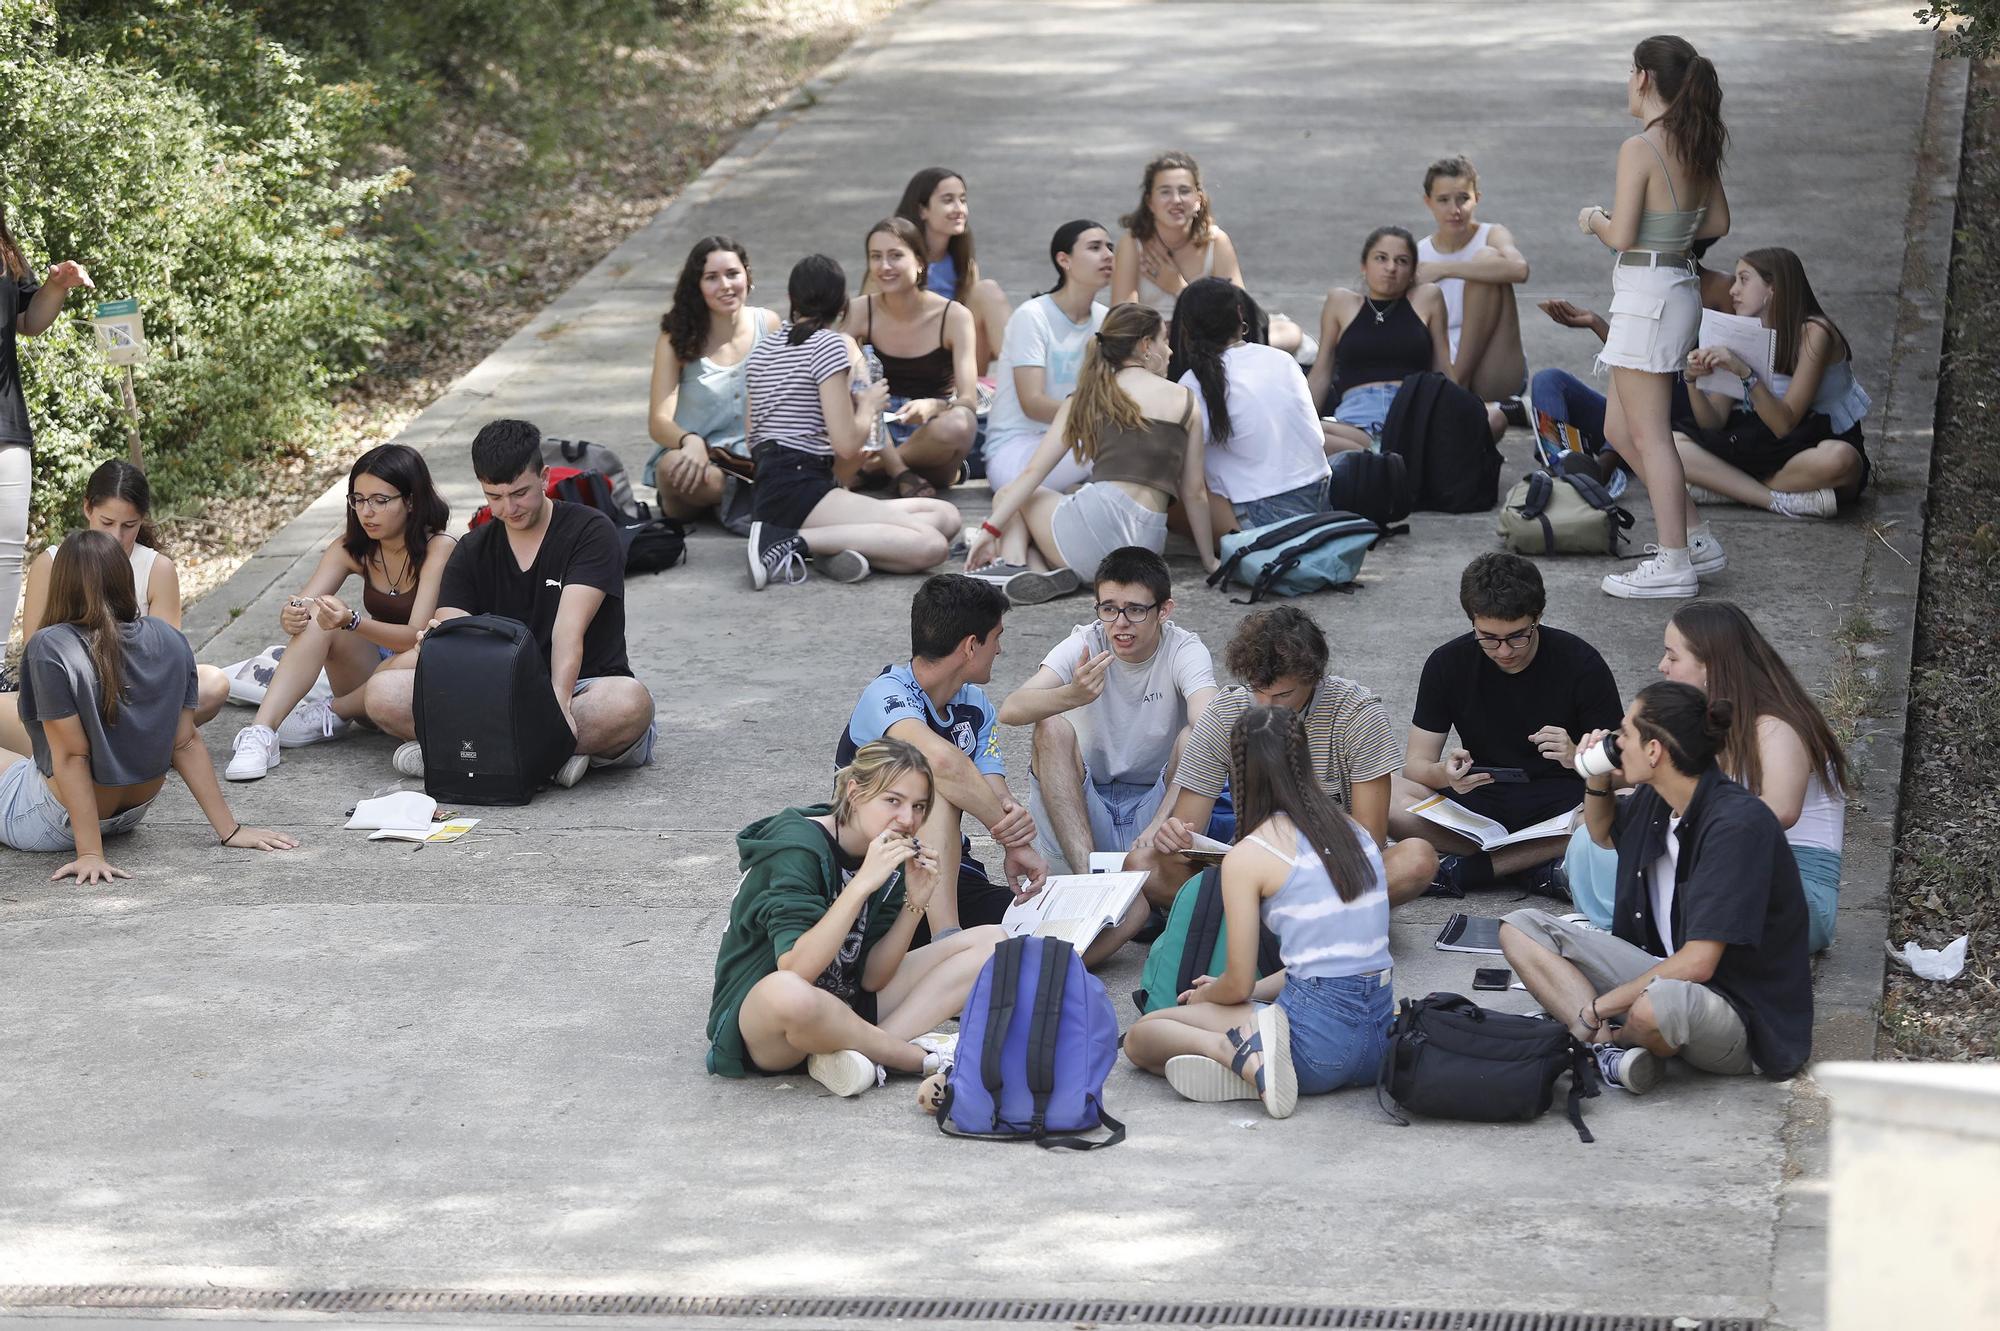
[1595,262,1701,375]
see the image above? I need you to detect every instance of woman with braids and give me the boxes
[1124,705,1394,1120]
[647,236,781,527]
[1581,34,1733,600]
[886,167,1013,375]
[1,530,296,880]
[962,302,1216,603]
[705,738,1003,1098]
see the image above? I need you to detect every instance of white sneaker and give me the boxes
[552,753,589,788]
[1769,487,1838,519]
[807,1049,884,1097]
[275,697,350,748]
[1685,484,1733,506]
[392,740,426,777]
[816,550,871,584]
[1602,547,1698,599]
[1688,529,1727,574]
[225,725,280,781]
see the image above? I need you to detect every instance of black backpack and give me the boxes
[1376,992,1601,1142]
[1327,449,1413,529]
[547,471,686,577]
[1382,371,1503,512]
[412,615,577,806]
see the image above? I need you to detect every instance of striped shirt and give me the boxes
[1178,675,1399,810]
[1247,820,1392,979]
[744,324,854,457]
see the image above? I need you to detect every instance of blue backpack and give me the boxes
[935,936,1125,1150]
[1206,510,1386,604]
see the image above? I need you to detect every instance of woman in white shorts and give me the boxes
[1579,34,1730,600]
[981,220,1114,496]
[963,302,1217,603]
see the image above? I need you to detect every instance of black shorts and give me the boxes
[1694,413,1870,493]
[751,441,838,530]
[1455,777,1584,833]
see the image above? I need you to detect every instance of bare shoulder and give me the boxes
[1410,282,1448,315]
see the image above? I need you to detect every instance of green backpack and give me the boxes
[1498,468,1635,556]
[1132,866,1285,1013]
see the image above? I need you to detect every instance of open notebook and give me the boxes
[1434,913,1504,954]
[1001,872,1148,953]
[1407,794,1578,852]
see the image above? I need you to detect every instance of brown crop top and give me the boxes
[1087,395,1197,495]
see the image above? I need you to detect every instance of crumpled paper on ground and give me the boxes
[1884,935,1969,981]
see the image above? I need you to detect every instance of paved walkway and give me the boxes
[0,4,1957,1327]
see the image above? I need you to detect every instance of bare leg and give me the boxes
[1267,315,1303,356]
[1489,835,1570,877]
[1322,421,1374,454]
[1500,922,1600,1041]
[1383,838,1439,908]
[194,665,230,726]
[569,676,655,759]
[890,410,976,490]
[0,692,26,756]
[1605,369,1688,550]
[1124,1000,1261,1075]
[1763,440,1866,498]
[737,971,928,1075]
[1031,715,1094,875]
[970,278,1010,375]
[917,797,965,934]
[1617,992,1680,1057]
[1674,434,1776,508]
[1453,260,1527,401]
[875,925,1006,1035]
[1020,487,1071,571]
[362,667,416,741]
[1126,840,1200,909]
[250,624,382,730]
[654,459,727,521]
[799,488,954,573]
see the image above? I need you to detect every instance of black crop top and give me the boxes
[1330,295,1431,407]
[866,296,957,402]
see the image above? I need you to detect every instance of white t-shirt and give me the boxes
[1648,813,1683,952]
[1417,222,1493,360]
[1180,343,1330,504]
[1037,620,1216,786]
[985,295,1106,466]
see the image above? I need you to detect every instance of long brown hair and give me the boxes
[1064,302,1160,461]
[893,168,974,298]
[44,529,139,724]
[1668,600,1849,796]
[0,202,25,282]
[864,216,931,292]
[1635,35,1727,183]
[82,460,160,550]
[1740,246,1847,376]
[1230,705,1373,902]
[1119,150,1214,247]
[661,235,753,362]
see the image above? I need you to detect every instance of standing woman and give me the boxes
[981,219,1115,496]
[964,302,1217,602]
[844,217,981,496]
[2,530,296,881]
[1580,34,1730,599]
[1,207,93,653]
[648,236,781,528]
[891,167,1013,376]
[223,444,454,781]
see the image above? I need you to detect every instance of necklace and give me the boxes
[1364,296,1394,324]
[375,546,411,594]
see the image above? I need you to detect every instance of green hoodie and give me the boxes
[705,804,907,1077]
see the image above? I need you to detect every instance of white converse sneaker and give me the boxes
[391,740,426,777]
[275,696,350,748]
[1687,529,1728,575]
[1602,547,1698,599]
[225,725,280,781]
[1769,487,1838,519]
[807,1049,884,1097]
[551,753,589,788]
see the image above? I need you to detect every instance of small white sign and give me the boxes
[92,298,148,367]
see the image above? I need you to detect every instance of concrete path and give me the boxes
[1,3,1958,1327]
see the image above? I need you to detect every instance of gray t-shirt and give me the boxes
[1038,620,1216,786]
[20,617,198,785]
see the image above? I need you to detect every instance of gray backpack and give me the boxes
[543,437,637,519]
[1498,470,1634,556]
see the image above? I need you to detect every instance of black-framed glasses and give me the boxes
[348,493,407,512]
[1473,624,1538,651]
[1096,601,1159,623]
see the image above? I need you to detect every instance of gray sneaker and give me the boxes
[392,740,425,778]
[1000,566,1081,606]
[1594,1043,1663,1094]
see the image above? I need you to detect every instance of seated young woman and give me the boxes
[964,302,1216,603]
[888,167,1012,375]
[843,217,981,497]
[981,219,1115,496]
[1416,155,1530,409]
[1,461,227,755]
[648,236,781,528]
[1307,225,1504,466]
[743,254,962,590]
[223,444,454,781]
[2,530,296,881]
[1176,277,1330,540]
[1563,600,1849,953]
[1123,704,1394,1120]
[1672,246,1870,518]
[1110,151,1306,357]
[704,737,1003,1097]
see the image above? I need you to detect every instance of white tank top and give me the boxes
[127,543,158,617]
[1787,766,1846,856]
[1137,240,1216,318]
[1416,222,1492,360]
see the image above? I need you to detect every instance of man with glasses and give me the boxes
[999,548,1216,910]
[1389,552,1620,896]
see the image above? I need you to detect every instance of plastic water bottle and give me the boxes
[856,347,887,452]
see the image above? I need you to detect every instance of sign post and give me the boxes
[91,298,148,467]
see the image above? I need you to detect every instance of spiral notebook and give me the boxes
[1434,913,1504,954]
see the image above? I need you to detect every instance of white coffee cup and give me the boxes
[1575,733,1624,781]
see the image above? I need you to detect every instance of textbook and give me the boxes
[1692,310,1777,401]
[1184,831,1231,864]
[1002,871,1148,953]
[1434,913,1504,954]
[1407,794,1578,851]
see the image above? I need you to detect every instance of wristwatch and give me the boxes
[1738,368,1760,396]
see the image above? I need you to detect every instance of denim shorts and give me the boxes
[0,757,153,854]
[1272,970,1393,1095]
[1031,763,1170,864]
[1333,381,1401,443]
[1232,476,1328,530]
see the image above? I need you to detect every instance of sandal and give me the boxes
[894,469,938,500]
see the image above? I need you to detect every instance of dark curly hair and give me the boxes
[1224,606,1328,690]
[1458,552,1545,622]
[660,236,753,362]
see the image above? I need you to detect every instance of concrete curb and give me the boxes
[178,0,938,654]
[1765,42,1969,1331]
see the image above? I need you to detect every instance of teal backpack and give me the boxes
[1205,510,1392,604]
[1133,866,1285,1013]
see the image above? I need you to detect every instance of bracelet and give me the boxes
[1584,785,1617,798]
[344,608,361,632]
[1589,998,1603,1027]
[1739,369,1760,395]
[980,520,1003,539]
[219,823,240,847]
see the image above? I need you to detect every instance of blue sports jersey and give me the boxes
[837,663,1004,776]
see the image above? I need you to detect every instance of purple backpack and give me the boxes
[935,936,1124,1150]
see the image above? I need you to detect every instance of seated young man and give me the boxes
[363,419,656,785]
[1389,552,1622,897]
[1500,681,1812,1093]
[1416,155,1529,413]
[836,574,1057,949]
[998,546,1217,870]
[1124,605,1437,910]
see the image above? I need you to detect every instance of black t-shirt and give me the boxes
[1411,627,1622,783]
[2,269,43,446]
[437,500,630,679]
[814,822,877,1005]
[1610,769,1814,1078]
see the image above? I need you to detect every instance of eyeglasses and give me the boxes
[1473,624,1538,651]
[1095,601,1159,623]
[348,493,407,512]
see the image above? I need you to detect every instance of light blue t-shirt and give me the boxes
[836,662,1004,776]
[926,253,959,299]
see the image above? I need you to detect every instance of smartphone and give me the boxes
[1469,765,1529,783]
[1473,967,1513,992]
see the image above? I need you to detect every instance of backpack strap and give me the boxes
[1036,1101,1125,1152]
[1240,517,1377,604]
[1206,511,1337,590]
[1520,470,1556,553]
[1024,939,1074,1135]
[979,936,1028,1130]
[1175,867,1226,1000]
[1375,999,1412,1127]
[1566,1038,1602,1144]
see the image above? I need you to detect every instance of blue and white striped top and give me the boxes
[1245,819,1392,979]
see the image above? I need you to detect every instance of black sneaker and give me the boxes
[1424,852,1468,899]
[1512,858,1572,902]
[747,521,808,590]
[1498,394,1529,429]
[1594,1043,1663,1094]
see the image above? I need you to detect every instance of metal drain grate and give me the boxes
[0,1285,1763,1329]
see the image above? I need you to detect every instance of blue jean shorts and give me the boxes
[1333,381,1400,443]
[1272,970,1393,1095]
[0,757,153,854]
[1030,764,1169,865]
[1232,476,1328,530]
[572,676,657,768]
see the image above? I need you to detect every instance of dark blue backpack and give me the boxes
[935,936,1125,1150]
